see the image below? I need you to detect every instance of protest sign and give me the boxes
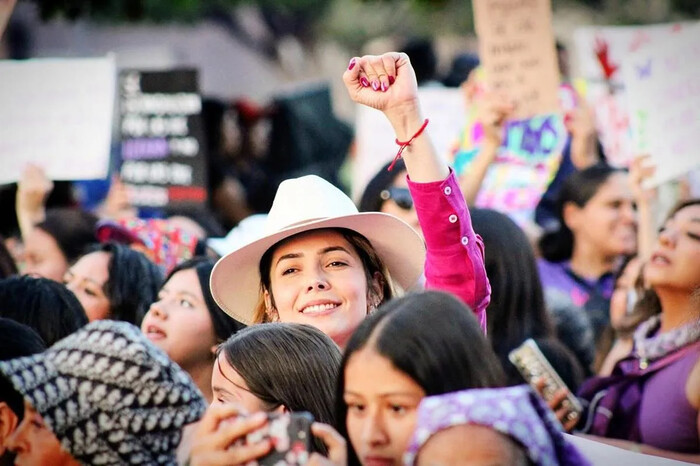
[118,69,207,208]
[573,22,696,166]
[472,0,560,120]
[0,57,115,184]
[623,28,700,187]
[450,68,572,226]
[352,87,465,200]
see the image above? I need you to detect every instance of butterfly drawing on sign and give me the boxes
[636,59,652,79]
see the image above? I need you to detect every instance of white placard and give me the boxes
[572,22,697,166]
[623,28,700,186]
[0,57,116,184]
[352,87,465,200]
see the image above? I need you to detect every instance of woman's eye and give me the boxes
[281,267,298,276]
[179,299,194,308]
[30,419,45,429]
[85,288,97,297]
[687,232,700,241]
[389,405,407,414]
[346,403,365,413]
[328,261,347,268]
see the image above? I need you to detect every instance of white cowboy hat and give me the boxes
[210,174,425,324]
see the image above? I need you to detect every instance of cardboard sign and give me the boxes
[0,57,115,184]
[352,88,465,200]
[118,69,207,208]
[624,28,700,186]
[573,22,696,166]
[472,0,560,119]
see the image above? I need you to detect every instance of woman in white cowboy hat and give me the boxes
[210,51,489,347]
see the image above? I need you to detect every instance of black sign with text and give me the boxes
[118,69,207,208]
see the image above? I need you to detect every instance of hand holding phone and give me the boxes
[509,338,583,430]
[189,404,272,466]
[247,412,314,465]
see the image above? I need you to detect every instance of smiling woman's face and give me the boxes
[265,230,375,347]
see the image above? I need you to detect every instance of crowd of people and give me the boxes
[0,26,698,466]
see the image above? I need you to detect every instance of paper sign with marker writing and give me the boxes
[573,22,698,166]
[0,57,116,184]
[623,29,700,187]
[472,0,560,119]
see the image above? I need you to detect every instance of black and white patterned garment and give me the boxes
[0,320,206,465]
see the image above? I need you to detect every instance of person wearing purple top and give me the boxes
[537,164,636,373]
[548,199,700,463]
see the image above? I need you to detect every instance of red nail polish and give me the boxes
[371,80,379,91]
[360,77,370,87]
[348,58,356,71]
[388,76,395,84]
[381,82,388,92]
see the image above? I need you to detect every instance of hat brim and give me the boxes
[210,213,425,324]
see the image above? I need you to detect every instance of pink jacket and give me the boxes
[407,170,490,333]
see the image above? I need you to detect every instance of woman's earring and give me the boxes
[367,296,381,314]
[266,307,280,322]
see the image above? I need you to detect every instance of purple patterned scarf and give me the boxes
[404,385,590,465]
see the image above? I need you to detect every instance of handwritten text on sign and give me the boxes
[118,69,207,208]
[472,0,561,119]
[624,30,700,187]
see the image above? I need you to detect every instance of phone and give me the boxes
[508,339,583,424]
[246,412,314,465]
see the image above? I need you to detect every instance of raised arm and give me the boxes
[16,164,53,242]
[458,89,514,205]
[343,52,490,332]
[342,52,446,182]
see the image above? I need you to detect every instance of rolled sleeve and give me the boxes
[407,169,490,333]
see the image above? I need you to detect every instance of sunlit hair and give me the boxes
[253,228,394,323]
[216,322,341,454]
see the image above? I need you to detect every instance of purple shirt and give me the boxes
[639,345,700,453]
[407,170,490,333]
[537,259,614,309]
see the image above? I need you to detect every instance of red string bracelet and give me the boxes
[387,118,429,171]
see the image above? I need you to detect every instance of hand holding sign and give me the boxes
[0,0,16,38]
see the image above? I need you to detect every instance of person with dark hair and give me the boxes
[471,208,584,389]
[141,257,245,403]
[537,164,636,366]
[0,318,46,466]
[188,323,342,463]
[0,275,88,347]
[549,199,700,461]
[1,320,206,465]
[22,208,98,281]
[400,37,439,86]
[441,52,480,88]
[63,242,163,325]
[336,290,505,465]
[358,159,421,237]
